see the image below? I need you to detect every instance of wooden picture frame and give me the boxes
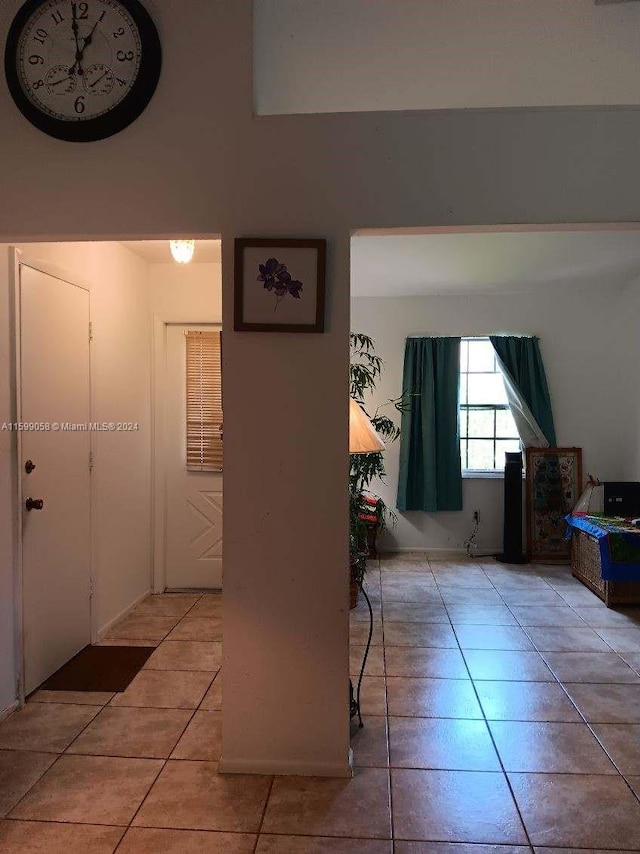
[234,238,326,332]
[526,446,583,563]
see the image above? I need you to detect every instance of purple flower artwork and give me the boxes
[257,257,303,311]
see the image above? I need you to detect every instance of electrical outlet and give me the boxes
[473,510,480,523]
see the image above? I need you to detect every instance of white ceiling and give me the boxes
[350,230,640,297]
[120,239,221,264]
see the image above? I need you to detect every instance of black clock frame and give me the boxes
[4,0,161,142]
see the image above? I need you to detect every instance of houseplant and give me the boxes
[349,333,402,604]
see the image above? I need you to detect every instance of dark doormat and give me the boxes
[39,645,155,693]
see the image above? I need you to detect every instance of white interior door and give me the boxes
[20,265,91,695]
[165,324,223,589]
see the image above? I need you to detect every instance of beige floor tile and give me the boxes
[199,674,223,711]
[349,619,383,646]
[144,640,223,671]
[67,706,192,759]
[0,703,100,753]
[555,586,610,607]
[166,616,223,642]
[387,677,482,719]
[381,569,437,586]
[571,607,640,629]
[350,645,385,677]
[432,573,494,589]
[523,626,610,653]
[389,717,500,771]
[509,606,586,627]
[133,760,271,832]
[382,602,450,623]
[350,715,388,768]
[188,595,223,618]
[256,836,393,853]
[119,827,255,853]
[262,767,391,839]
[381,580,442,604]
[171,711,221,761]
[438,588,505,606]
[489,721,616,774]
[385,647,468,679]
[590,723,640,775]
[383,622,458,648]
[0,751,57,816]
[110,669,214,709]
[29,690,115,706]
[475,681,581,722]
[540,652,640,683]
[96,637,161,648]
[446,606,518,626]
[509,772,640,849]
[454,625,534,651]
[391,768,527,844]
[463,650,555,682]
[0,820,124,852]
[134,594,202,617]
[565,683,640,723]
[10,754,162,825]
[593,626,640,653]
[395,845,529,854]
[627,776,640,798]
[103,614,181,641]
[498,590,567,607]
[534,849,616,854]
[356,676,387,716]
[350,597,383,622]
[621,651,640,674]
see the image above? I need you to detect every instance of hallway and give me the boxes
[1,557,640,850]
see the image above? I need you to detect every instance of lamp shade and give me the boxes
[349,398,385,454]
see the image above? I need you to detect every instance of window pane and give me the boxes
[459,373,467,405]
[467,439,494,470]
[459,339,468,371]
[467,373,508,405]
[460,408,468,438]
[496,407,519,438]
[467,408,494,438]
[467,339,495,372]
[496,440,522,469]
[460,439,468,468]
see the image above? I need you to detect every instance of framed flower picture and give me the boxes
[234,238,326,332]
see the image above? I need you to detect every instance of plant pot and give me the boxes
[349,580,359,610]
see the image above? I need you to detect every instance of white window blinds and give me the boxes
[186,330,223,471]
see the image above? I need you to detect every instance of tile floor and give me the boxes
[2,558,640,851]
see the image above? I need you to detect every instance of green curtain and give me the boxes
[397,337,462,512]
[490,335,557,447]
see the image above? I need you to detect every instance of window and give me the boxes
[459,337,520,473]
[186,330,223,471]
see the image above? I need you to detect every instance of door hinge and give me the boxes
[89,321,93,342]
[89,451,94,471]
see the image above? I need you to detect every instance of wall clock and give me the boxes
[4,0,161,141]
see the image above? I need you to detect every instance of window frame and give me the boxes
[459,336,521,477]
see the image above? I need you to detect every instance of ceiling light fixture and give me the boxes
[170,239,195,264]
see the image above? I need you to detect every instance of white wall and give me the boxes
[150,261,222,322]
[255,0,640,115]
[352,285,636,553]
[619,278,640,480]
[3,0,640,774]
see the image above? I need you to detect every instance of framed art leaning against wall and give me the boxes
[526,447,582,563]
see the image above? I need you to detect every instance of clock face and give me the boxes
[4,0,161,141]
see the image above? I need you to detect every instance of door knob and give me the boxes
[25,460,36,474]
[25,497,44,511]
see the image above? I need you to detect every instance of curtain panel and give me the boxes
[397,337,463,512]
[489,335,557,448]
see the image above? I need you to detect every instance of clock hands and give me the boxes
[69,4,101,76]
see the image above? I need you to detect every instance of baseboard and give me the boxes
[0,700,19,724]
[218,756,353,778]
[97,588,152,641]
[379,547,501,560]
